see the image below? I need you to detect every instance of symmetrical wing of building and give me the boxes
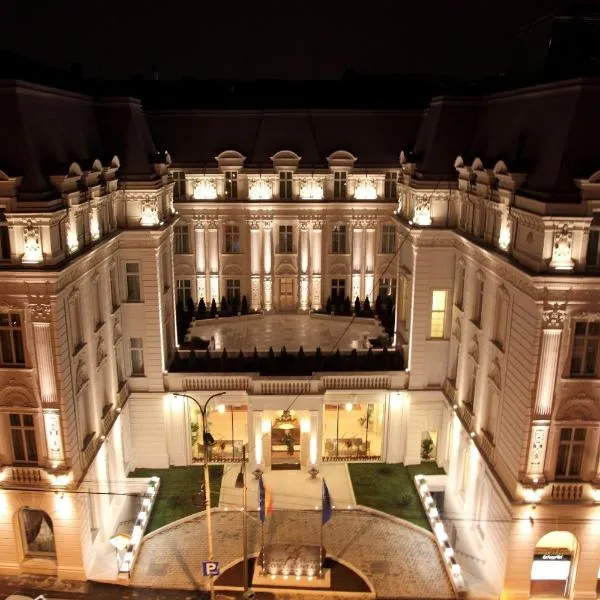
[0,74,599,598]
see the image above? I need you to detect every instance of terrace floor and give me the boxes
[189,313,385,353]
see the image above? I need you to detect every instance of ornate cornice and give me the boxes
[29,303,52,323]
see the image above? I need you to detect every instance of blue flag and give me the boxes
[258,475,272,523]
[322,479,333,524]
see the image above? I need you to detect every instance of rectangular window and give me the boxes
[0,312,25,366]
[94,277,103,328]
[125,263,141,302]
[331,224,347,254]
[334,172,347,199]
[279,172,293,200]
[224,224,241,253]
[331,279,346,302]
[278,225,293,253]
[454,263,465,310]
[556,427,586,479]
[381,224,396,253]
[570,321,600,377]
[400,276,410,323]
[493,293,508,350]
[109,266,119,311]
[174,224,190,254]
[176,279,192,307]
[473,277,484,327]
[130,338,144,376]
[70,297,83,351]
[9,413,37,463]
[466,364,478,411]
[115,344,124,386]
[162,251,170,291]
[172,171,186,200]
[430,290,447,338]
[225,171,238,200]
[226,279,241,303]
[384,172,398,200]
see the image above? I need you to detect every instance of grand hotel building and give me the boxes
[0,74,599,599]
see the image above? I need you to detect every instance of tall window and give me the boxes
[9,414,37,463]
[333,172,347,199]
[0,211,10,260]
[224,224,241,253]
[172,171,186,200]
[331,279,346,301]
[556,427,586,479]
[430,290,447,338]
[279,172,293,200]
[130,338,144,376]
[93,276,103,328]
[115,344,124,386]
[331,224,347,254]
[454,262,465,310]
[161,251,170,291]
[384,172,397,200]
[174,224,190,254]
[460,445,470,493]
[125,263,141,302]
[493,290,508,350]
[586,215,600,268]
[109,266,119,310]
[0,312,25,366]
[381,224,396,253]
[176,279,192,307]
[466,364,478,411]
[570,321,600,377]
[278,225,293,253]
[473,276,484,327]
[70,296,83,351]
[399,276,410,323]
[225,171,238,200]
[226,279,241,303]
[20,508,56,557]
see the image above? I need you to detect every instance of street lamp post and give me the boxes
[179,390,225,600]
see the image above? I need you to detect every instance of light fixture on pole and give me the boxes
[178,391,225,600]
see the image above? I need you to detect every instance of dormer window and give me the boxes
[334,172,347,200]
[225,172,238,200]
[384,172,398,200]
[0,211,10,260]
[279,172,293,200]
[172,171,186,201]
[586,215,600,268]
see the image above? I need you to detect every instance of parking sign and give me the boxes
[202,560,220,576]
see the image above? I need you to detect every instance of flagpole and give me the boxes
[261,518,265,573]
[320,479,324,578]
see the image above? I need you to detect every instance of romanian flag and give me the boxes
[258,475,273,522]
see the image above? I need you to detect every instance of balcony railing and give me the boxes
[457,403,474,433]
[9,466,44,484]
[550,482,584,502]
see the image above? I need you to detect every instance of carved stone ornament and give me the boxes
[76,358,89,393]
[412,196,432,226]
[248,178,272,201]
[22,220,43,264]
[192,178,217,200]
[452,318,462,343]
[354,177,377,200]
[299,178,324,201]
[113,316,122,341]
[488,358,502,390]
[262,219,272,231]
[468,336,479,363]
[0,382,38,408]
[96,336,107,367]
[529,426,547,469]
[299,220,310,231]
[66,220,79,254]
[311,218,324,231]
[542,303,566,330]
[247,218,261,231]
[549,223,574,270]
[206,219,218,230]
[140,197,160,227]
[30,303,52,323]
[556,392,600,421]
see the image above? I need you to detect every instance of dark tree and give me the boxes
[354,296,361,315]
[220,296,228,314]
[380,345,390,369]
[188,349,197,370]
[375,294,383,317]
[186,295,195,315]
[343,296,351,315]
[236,349,245,371]
[334,295,342,315]
[363,297,371,315]
[253,347,260,370]
[315,347,323,369]
[333,348,341,367]
[325,296,333,314]
[204,349,212,370]
[232,295,240,315]
[210,299,217,318]
[197,297,207,319]
[173,350,182,370]
[365,346,374,369]
[350,348,358,370]
[241,295,249,315]
[280,345,288,357]
[221,347,228,371]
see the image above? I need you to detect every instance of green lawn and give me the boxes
[347,462,444,530]
[129,465,224,533]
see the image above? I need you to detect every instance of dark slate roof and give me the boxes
[149,110,422,167]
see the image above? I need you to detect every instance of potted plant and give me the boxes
[421,437,435,460]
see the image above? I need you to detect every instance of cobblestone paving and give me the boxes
[132,508,455,598]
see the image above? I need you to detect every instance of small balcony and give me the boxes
[521,481,599,504]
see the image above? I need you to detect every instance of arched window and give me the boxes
[19,508,56,558]
[0,211,10,260]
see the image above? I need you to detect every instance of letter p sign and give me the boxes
[202,561,220,577]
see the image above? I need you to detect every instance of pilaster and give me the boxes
[311,219,323,309]
[194,221,207,301]
[364,218,376,300]
[207,219,219,302]
[352,220,363,301]
[299,220,310,310]
[262,219,273,311]
[248,218,262,310]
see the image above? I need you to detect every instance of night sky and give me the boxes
[4,0,562,80]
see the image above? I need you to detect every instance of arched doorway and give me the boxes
[530,531,578,598]
[19,508,56,558]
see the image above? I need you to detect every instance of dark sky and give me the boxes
[3,0,562,80]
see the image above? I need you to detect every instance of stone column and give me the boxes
[299,220,310,311]
[525,303,566,482]
[194,221,207,302]
[310,410,321,466]
[30,302,65,466]
[352,219,364,303]
[207,219,219,303]
[248,218,262,310]
[311,219,323,309]
[364,218,376,301]
[262,219,273,311]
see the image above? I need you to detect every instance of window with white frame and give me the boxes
[333,172,347,199]
[172,171,186,200]
[472,274,484,327]
[174,224,190,254]
[130,337,144,376]
[384,172,397,200]
[224,171,238,200]
[224,224,241,253]
[430,290,448,338]
[9,413,37,463]
[109,266,119,311]
[569,321,600,377]
[226,279,241,303]
[493,288,509,350]
[125,263,141,302]
[0,211,10,260]
[279,171,293,200]
[454,262,465,310]
[381,224,396,253]
[331,224,347,254]
[278,225,293,253]
[586,215,600,268]
[555,427,586,479]
[176,279,192,307]
[0,312,25,366]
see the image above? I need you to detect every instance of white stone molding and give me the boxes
[113,315,122,342]
[534,325,562,418]
[452,318,462,342]
[468,336,479,364]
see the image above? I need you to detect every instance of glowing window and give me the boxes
[430,290,447,338]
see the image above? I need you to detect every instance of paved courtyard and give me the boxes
[189,314,385,352]
[131,508,455,598]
